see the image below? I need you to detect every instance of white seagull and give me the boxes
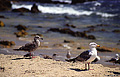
[13,35,43,58]
[66,42,100,70]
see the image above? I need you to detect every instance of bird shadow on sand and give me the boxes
[70,68,87,72]
[11,57,32,60]
[108,71,120,75]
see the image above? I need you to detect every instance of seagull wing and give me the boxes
[76,50,91,61]
[18,43,36,52]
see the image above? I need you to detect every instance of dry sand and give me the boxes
[0,54,120,77]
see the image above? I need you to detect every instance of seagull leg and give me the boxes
[88,63,90,70]
[85,63,87,70]
[88,62,94,70]
[31,52,36,58]
[29,52,32,59]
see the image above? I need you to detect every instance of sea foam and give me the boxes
[12,3,117,17]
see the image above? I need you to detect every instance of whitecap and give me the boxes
[12,4,32,10]
[96,12,117,17]
[38,5,93,15]
[94,2,101,6]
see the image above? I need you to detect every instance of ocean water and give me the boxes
[10,0,120,47]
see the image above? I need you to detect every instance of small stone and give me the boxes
[0,21,5,27]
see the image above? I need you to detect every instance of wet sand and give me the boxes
[0,54,120,77]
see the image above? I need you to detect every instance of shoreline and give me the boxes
[0,54,120,77]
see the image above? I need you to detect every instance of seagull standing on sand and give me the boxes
[66,50,71,59]
[63,44,71,59]
[66,42,100,70]
[13,35,43,58]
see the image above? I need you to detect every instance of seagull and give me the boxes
[65,42,100,70]
[63,44,71,59]
[66,50,71,59]
[40,53,58,60]
[92,56,100,63]
[106,54,119,65]
[13,35,43,58]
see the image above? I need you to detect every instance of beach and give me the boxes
[0,0,120,76]
[0,54,120,77]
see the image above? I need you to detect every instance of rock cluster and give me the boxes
[12,3,41,13]
[14,30,28,37]
[0,21,5,27]
[0,0,11,11]
[14,25,28,37]
[48,28,96,40]
[0,40,15,48]
[15,25,27,31]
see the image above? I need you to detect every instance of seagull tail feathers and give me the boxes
[65,58,76,63]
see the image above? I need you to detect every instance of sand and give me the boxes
[0,54,120,77]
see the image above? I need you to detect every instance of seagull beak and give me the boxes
[97,45,100,47]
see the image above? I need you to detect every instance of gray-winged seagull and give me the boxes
[106,54,119,65]
[63,44,71,59]
[66,42,100,70]
[66,50,71,59]
[13,35,43,58]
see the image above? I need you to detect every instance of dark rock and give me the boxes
[48,28,96,40]
[75,31,87,37]
[15,25,27,31]
[31,34,43,37]
[0,40,15,48]
[72,0,96,4]
[77,47,81,49]
[64,40,74,43]
[84,28,95,33]
[60,28,74,34]
[65,24,76,28]
[87,25,96,28]
[99,29,106,31]
[37,0,52,3]
[0,21,5,27]
[0,0,12,11]
[0,15,5,18]
[14,30,28,37]
[97,48,112,52]
[12,8,30,12]
[96,24,109,27]
[31,3,41,13]
[112,29,120,33]
[86,35,96,40]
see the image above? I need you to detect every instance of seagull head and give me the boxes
[34,35,43,40]
[89,42,100,48]
[115,54,119,57]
